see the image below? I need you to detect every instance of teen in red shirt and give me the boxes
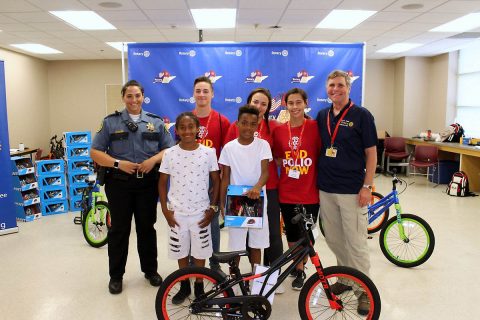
[272,87,321,290]
[192,76,230,270]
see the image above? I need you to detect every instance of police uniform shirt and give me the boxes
[92,108,174,162]
[316,100,377,194]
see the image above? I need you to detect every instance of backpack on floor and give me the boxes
[446,171,476,197]
[443,123,464,143]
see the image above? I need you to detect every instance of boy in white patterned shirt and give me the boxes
[159,112,220,304]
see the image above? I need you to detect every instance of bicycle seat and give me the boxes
[212,250,248,263]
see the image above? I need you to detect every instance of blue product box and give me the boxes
[36,159,65,174]
[64,131,92,145]
[14,189,40,206]
[68,183,88,198]
[224,185,264,229]
[12,173,38,191]
[16,204,41,222]
[41,199,68,215]
[39,185,67,201]
[65,144,90,158]
[69,195,83,212]
[38,173,66,189]
[67,157,93,173]
[11,156,35,175]
[68,172,90,185]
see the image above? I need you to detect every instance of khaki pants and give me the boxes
[319,190,370,277]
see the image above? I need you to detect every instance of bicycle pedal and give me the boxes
[73,217,82,225]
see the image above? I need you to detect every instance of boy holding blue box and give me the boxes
[219,105,271,270]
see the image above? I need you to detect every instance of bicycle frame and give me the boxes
[193,212,343,313]
[367,179,407,241]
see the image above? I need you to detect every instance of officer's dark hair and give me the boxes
[175,112,200,130]
[247,88,272,132]
[237,105,260,121]
[121,80,144,97]
[193,76,213,91]
[285,87,311,119]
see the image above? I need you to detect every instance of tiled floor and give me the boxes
[1,174,479,319]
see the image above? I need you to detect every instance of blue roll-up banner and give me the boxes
[0,60,18,235]
[128,42,364,127]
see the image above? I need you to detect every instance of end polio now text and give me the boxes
[283,150,313,175]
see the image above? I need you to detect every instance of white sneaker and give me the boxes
[276,283,285,294]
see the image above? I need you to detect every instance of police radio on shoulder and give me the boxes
[113,159,120,170]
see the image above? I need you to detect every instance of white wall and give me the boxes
[0,48,50,153]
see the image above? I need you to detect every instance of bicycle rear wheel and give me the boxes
[367,192,389,234]
[299,266,381,319]
[156,266,234,320]
[379,213,435,268]
[82,201,111,248]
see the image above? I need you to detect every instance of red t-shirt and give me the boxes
[272,119,321,204]
[224,119,279,190]
[196,109,230,159]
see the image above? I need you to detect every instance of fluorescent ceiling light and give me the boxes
[11,43,62,54]
[106,42,134,52]
[430,13,480,32]
[377,43,422,53]
[316,10,376,29]
[191,9,236,29]
[50,11,116,30]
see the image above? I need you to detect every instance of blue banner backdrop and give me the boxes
[0,60,18,235]
[128,42,364,128]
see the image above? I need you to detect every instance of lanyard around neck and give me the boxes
[327,101,353,147]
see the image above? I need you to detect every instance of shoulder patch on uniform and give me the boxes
[105,110,122,118]
[145,112,162,120]
[97,120,104,133]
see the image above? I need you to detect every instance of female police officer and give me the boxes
[91,80,174,294]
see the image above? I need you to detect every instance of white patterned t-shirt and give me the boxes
[159,144,219,215]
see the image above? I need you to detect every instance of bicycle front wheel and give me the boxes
[299,266,381,319]
[156,266,234,320]
[379,213,435,268]
[367,192,389,234]
[82,201,111,248]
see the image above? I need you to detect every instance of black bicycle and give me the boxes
[155,205,381,319]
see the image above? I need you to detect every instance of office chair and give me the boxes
[381,137,411,175]
[409,145,439,186]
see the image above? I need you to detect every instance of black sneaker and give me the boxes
[145,272,163,287]
[108,278,122,294]
[172,280,191,305]
[291,269,306,290]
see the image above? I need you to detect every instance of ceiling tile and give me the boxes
[0,23,37,32]
[410,12,465,24]
[279,10,330,28]
[287,0,341,10]
[3,12,58,23]
[134,0,188,10]
[96,10,149,21]
[335,0,397,11]
[237,9,283,26]
[24,0,89,11]
[187,0,237,9]
[383,0,448,12]
[430,1,480,13]
[235,34,272,41]
[145,10,193,28]
[369,11,421,22]
[29,22,77,31]
[239,0,291,9]
[0,0,39,12]
[79,0,140,11]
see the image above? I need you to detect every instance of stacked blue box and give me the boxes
[64,131,93,211]
[64,131,92,145]
[11,156,41,222]
[36,159,68,215]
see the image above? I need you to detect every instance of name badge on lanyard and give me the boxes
[288,169,300,179]
[326,101,353,160]
[325,147,338,158]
